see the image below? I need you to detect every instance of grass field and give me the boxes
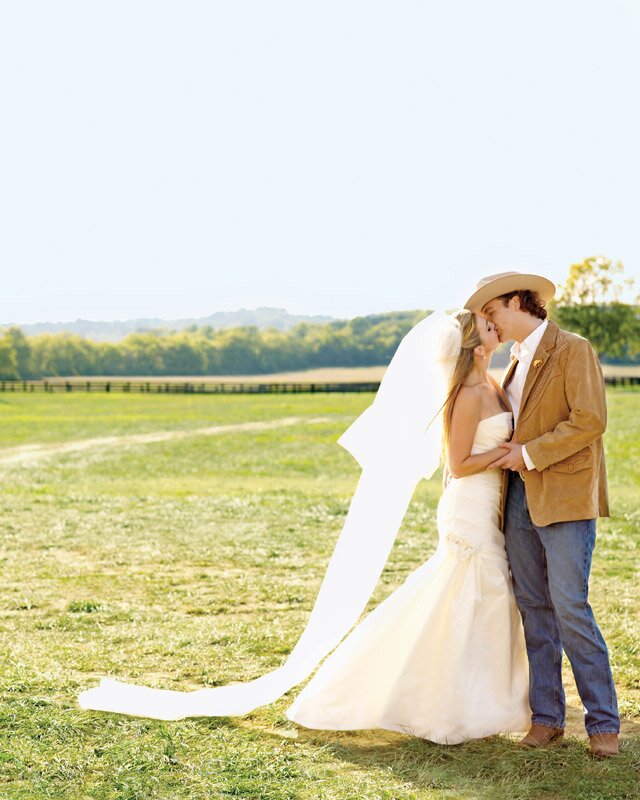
[0,391,638,799]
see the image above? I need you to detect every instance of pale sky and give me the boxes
[1,0,639,324]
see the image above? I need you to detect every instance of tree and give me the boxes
[0,333,18,379]
[120,333,165,375]
[550,256,640,360]
[162,333,207,375]
[5,327,32,377]
[214,327,263,374]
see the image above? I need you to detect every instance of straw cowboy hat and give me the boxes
[464,271,556,313]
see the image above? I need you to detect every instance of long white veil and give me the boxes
[78,311,462,720]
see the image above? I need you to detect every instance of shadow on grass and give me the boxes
[248,719,640,800]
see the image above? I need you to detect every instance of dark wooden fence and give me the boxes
[0,379,382,394]
[0,376,638,394]
[603,376,640,387]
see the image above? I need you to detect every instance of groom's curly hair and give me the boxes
[498,290,547,320]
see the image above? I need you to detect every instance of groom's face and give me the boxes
[481,296,519,343]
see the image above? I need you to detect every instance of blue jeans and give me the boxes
[504,471,619,736]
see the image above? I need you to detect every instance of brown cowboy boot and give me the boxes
[518,724,564,748]
[589,733,619,758]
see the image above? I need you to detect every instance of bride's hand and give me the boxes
[487,442,526,471]
[485,444,509,470]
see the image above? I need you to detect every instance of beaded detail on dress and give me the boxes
[446,532,479,561]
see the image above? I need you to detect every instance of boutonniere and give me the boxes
[533,359,543,369]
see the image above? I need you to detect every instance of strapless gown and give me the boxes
[286,411,530,744]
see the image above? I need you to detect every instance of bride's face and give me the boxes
[475,314,499,354]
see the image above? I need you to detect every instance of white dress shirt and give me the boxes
[506,319,548,471]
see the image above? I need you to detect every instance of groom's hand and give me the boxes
[488,442,526,471]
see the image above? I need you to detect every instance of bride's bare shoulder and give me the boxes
[451,385,482,420]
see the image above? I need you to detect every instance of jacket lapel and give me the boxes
[501,357,518,391]
[518,321,559,418]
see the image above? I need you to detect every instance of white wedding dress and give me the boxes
[286,411,530,744]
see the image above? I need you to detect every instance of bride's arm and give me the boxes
[447,388,508,479]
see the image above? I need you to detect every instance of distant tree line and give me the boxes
[0,310,430,379]
[1,258,637,379]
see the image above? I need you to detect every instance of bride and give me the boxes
[79,310,530,743]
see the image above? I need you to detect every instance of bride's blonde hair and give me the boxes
[442,310,482,447]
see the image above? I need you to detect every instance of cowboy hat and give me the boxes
[464,271,556,313]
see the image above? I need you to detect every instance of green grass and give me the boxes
[0,391,638,799]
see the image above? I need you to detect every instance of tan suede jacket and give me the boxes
[499,320,609,528]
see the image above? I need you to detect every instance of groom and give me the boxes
[465,271,620,758]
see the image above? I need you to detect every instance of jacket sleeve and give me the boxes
[524,337,607,472]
